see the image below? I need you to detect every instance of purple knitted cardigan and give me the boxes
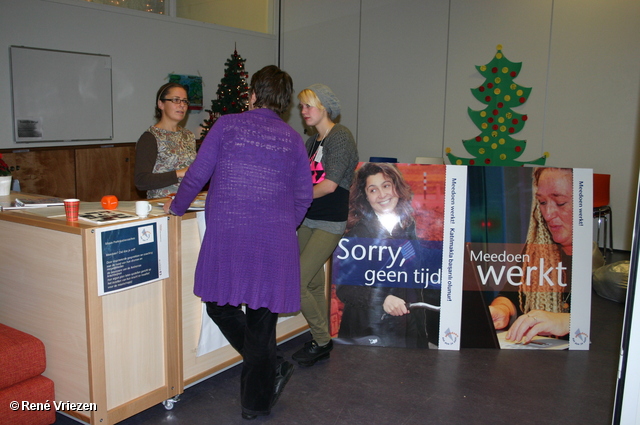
[171,109,313,313]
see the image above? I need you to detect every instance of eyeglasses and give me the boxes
[161,97,190,106]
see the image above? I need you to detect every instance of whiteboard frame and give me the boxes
[10,46,114,143]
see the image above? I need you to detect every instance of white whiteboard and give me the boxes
[10,46,113,143]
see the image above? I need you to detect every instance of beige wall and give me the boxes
[281,0,640,250]
[177,0,273,34]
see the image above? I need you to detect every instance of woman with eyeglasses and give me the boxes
[134,82,197,198]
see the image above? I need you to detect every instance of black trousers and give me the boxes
[205,302,278,415]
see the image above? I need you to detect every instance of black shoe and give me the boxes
[292,340,333,366]
[271,360,294,408]
[241,412,257,420]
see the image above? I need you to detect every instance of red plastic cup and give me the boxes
[64,198,80,221]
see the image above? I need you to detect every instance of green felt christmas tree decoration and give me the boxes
[446,45,548,166]
[200,49,250,140]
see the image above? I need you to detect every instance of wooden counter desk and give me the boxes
[0,192,309,424]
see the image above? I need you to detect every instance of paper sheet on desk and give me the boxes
[497,331,569,350]
[1,205,66,216]
[159,193,206,211]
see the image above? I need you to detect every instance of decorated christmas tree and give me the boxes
[446,45,548,166]
[200,49,250,140]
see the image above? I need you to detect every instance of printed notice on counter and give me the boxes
[95,217,169,296]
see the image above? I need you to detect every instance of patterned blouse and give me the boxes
[134,126,197,198]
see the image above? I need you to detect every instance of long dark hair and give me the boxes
[346,162,415,233]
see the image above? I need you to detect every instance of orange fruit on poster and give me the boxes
[101,195,118,210]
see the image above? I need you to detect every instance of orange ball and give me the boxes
[101,195,118,210]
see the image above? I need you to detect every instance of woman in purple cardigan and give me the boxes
[164,65,313,420]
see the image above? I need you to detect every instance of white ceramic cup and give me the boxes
[135,200,153,218]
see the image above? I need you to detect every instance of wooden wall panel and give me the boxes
[2,149,76,198]
[76,145,136,202]
[0,144,145,201]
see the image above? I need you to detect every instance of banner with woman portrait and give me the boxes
[330,164,592,350]
[461,166,592,350]
[330,163,467,350]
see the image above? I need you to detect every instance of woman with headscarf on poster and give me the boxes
[335,162,439,348]
[489,167,573,345]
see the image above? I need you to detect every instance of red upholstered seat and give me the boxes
[0,324,55,425]
[0,324,46,389]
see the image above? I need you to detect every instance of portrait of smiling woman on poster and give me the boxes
[334,162,444,349]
